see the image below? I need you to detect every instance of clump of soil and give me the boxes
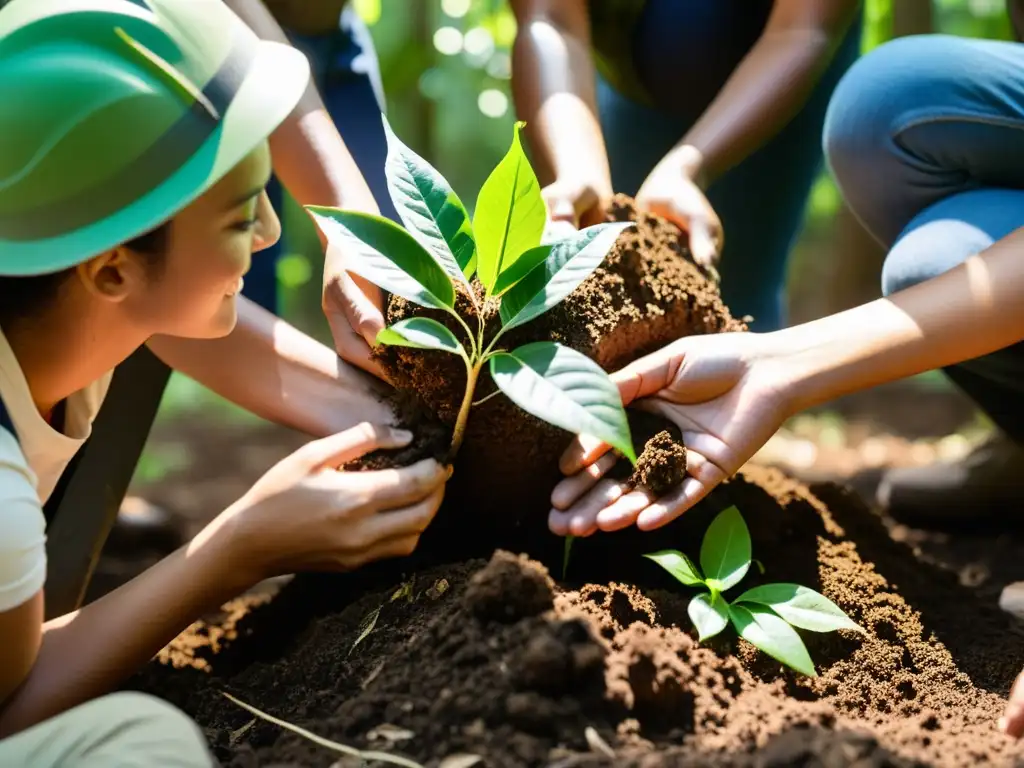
[630,430,687,495]
[132,468,1024,766]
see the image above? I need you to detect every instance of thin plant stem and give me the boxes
[447,356,481,460]
[449,310,479,359]
[471,389,502,407]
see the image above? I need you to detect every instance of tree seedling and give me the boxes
[644,505,863,677]
[307,116,636,463]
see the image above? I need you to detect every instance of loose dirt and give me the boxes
[131,197,1024,766]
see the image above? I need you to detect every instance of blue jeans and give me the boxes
[597,3,863,331]
[824,34,1024,442]
[243,6,397,314]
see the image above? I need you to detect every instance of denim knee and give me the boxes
[823,35,978,244]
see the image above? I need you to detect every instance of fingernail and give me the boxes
[393,428,413,442]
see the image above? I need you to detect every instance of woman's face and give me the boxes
[124,141,280,339]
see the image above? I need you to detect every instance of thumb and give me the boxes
[687,219,719,268]
[298,423,413,471]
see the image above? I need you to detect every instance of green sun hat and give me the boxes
[0,0,311,276]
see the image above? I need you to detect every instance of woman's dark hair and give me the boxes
[0,223,169,327]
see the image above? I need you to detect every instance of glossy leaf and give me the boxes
[382,114,476,281]
[473,122,546,293]
[689,592,729,642]
[734,583,863,634]
[644,549,704,587]
[499,223,633,331]
[700,505,751,594]
[307,207,454,310]
[376,318,465,357]
[729,603,816,677]
[491,243,551,296]
[489,342,636,463]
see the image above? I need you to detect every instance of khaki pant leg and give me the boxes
[0,692,213,767]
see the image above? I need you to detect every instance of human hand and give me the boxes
[635,146,723,269]
[549,332,791,536]
[323,242,387,380]
[220,423,448,580]
[541,176,611,232]
[1000,667,1024,737]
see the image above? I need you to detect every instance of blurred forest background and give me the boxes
[135,0,1015,488]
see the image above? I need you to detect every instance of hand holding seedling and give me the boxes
[218,424,447,579]
[646,506,862,676]
[322,246,388,379]
[307,117,637,462]
[550,332,790,534]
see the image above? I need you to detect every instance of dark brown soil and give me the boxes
[131,466,1024,767]
[130,197,1024,766]
[629,430,687,496]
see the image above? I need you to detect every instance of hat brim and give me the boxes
[0,38,310,275]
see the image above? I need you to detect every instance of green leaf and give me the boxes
[498,223,633,331]
[307,207,455,310]
[491,243,551,296]
[489,342,635,463]
[734,583,863,634]
[700,505,751,593]
[729,603,817,677]
[382,114,476,281]
[473,121,546,293]
[643,550,704,587]
[376,318,465,357]
[688,592,729,641]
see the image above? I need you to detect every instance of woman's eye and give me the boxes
[233,218,257,233]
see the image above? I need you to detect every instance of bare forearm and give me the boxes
[510,0,611,190]
[148,298,396,436]
[224,0,378,223]
[778,227,1024,413]
[0,522,249,736]
[677,4,858,185]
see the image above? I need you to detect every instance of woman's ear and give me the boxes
[74,248,147,304]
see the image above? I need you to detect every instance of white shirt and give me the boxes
[0,327,112,611]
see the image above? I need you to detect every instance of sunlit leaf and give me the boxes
[689,592,729,641]
[700,506,751,593]
[499,223,631,330]
[473,121,545,293]
[382,114,476,280]
[491,243,550,296]
[729,603,816,677]
[307,207,455,310]
[734,583,863,634]
[376,318,465,357]
[489,342,635,463]
[644,550,704,587]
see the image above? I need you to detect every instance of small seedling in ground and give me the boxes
[307,116,637,464]
[644,505,863,677]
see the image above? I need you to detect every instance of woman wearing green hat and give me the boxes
[0,1,447,764]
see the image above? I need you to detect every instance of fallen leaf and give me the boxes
[367,724,416,743]
[584,726,615,757]
[349,606,381,657]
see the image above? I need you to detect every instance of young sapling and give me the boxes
[307,117,637,464]
[645,506,863,677]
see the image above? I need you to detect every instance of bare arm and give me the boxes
[223,0,378,220]
[509,0,611,194]
[671,0,861,186]
[147,297,396,437]
[0,593,43,709]
[0,522,248,736]
[778,226,1024,414]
